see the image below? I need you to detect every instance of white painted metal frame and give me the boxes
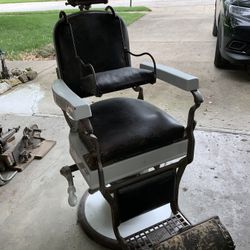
[69,132,188,189]
[52,63,199,189]
[83,191,172,239]
[140,62,199,91]
[52,79,92,120]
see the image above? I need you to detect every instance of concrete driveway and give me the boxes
[0,1,249,249]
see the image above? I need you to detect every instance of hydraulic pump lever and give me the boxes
[60,164,79,207]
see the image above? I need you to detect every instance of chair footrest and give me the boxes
[125,215,235,250]
[125,212,190,249]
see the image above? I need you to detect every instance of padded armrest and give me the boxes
[140,62,199,91]
[52,79,92,120]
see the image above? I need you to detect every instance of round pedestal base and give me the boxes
[78,191,172,249]
[78,191,119,249]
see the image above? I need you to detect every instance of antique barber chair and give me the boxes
[52,0,235,249]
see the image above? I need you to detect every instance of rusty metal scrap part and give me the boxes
[0,49,10,79]
[0,124,56,186]
[0,124,45,170]
[0,171,17,186]
[0,126,20,172]
[0,126,20,154]
[13,124,45,165]
[0,125,20,185]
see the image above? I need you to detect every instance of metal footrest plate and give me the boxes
[125,212,190,249]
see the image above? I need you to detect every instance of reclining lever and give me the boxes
[60,165,78,207]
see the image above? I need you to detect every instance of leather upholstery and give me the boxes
[68,11,130,72]
[54,11,131,97]
[80,98,185,168]
[53,11,155,98]
[96,67,155,94]
[115,169,176,222]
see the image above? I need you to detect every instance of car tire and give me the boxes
[214,31,230,68]
[246,64,250,74]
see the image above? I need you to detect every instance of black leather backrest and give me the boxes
[54,10,131,97]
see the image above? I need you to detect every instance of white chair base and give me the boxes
[78,190,191,249]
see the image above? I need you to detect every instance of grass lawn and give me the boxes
[0,7,150,59]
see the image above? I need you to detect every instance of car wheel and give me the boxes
[214,32,230,68]
[246,64,250,74]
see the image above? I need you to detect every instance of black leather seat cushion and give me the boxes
[84,98,185,168]
[96,67,155,94]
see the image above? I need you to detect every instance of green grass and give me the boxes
[0,8,148,59]
[120,12,145,25]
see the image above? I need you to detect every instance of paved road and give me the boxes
[0,0,214,12]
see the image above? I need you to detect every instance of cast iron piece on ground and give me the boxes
[0,124,56,185]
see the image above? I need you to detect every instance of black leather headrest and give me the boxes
[66,0,108,7]
[53,10,131,97]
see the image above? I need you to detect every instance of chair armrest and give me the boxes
[140,63,203,164]
[126,50,156,75]
[140,62,199,91]
[52,79,92,120]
